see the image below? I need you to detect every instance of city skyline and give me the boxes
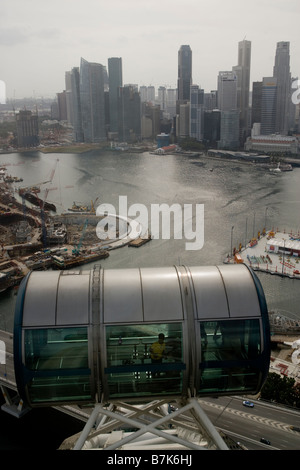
[0,0,299,99]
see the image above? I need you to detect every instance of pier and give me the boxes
[225,229,300,279]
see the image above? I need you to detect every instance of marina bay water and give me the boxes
[0,148,300,331]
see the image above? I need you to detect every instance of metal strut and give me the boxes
[70,398,229,450]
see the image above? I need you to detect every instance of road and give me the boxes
[199,396,300,450]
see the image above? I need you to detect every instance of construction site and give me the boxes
[0,162,150,293]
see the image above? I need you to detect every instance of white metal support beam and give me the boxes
[72,398,229,450]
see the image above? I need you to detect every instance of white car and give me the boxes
[242,400,254,408]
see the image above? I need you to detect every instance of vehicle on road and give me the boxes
[260,438,271,445]
[290,426,300,432]
[243,400,254,408]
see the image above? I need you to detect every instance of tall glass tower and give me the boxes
[273,41,291,134]
[177,45,192,101]
[233,39,251,144]
[80,57,106,142]
[261,77,277,135]
[108,57,123,135]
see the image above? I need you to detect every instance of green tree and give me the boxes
[261,372,299,407]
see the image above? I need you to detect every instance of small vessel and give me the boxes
[68,202,89,213]
[52,250,109,269]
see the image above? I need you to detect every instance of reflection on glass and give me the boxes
[199,319,261,395]
[105,323,184,398]
[24,327,91,403]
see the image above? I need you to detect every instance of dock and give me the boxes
[225,229,300,279]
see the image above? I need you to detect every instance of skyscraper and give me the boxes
[261,77,277,135]
[177,45,192,101]
[118,85,141,142]
[190,84,204,141]
[16,110,39,147]
[251,81,262,127]
[80,57,106,143]
[108,57,123,135]
[217,71,238,111]
[233,39,251,144]
[273,41,291,134]
[217,71,239,149]
[70,67,84,142]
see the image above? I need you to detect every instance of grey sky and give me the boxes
[1,0,299,99]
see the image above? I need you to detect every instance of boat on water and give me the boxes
[4,175,23,183]
[67,200,98,214]
[269,162,293,173]
[52,250,109,269]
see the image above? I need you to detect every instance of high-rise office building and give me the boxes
[233,39,251,144]
[69,67,84,142]
[108,57,123,135]
[190,85,204,141]
[118,85,141,142]
[217,71,239,149]
[217,71,237,111]
[273,41,291,135]
[80,58,106,142]
[261,77,277,135]
[166,89,177,117]
[251,81,262,127]
[16,110,39,147]
[177,45,192,101]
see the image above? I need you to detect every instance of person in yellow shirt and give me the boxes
[150,333,166,377]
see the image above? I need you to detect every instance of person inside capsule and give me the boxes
[150,333,166,377]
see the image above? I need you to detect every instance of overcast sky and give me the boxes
[1,0,299,100]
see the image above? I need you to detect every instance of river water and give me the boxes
[1,149,300,331]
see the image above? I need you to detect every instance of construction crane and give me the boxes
[72,219,88,255]
[90,196,99,214]
[40,159,59,248]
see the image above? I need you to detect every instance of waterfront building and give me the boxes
[203,110,221,147]
[260,77,277,135]
[80,57,106,143]
[177,45,192,101]
[108,57,123,135]
[245,134,299,154]
[16,110,39,148]
[156,133,170,148]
